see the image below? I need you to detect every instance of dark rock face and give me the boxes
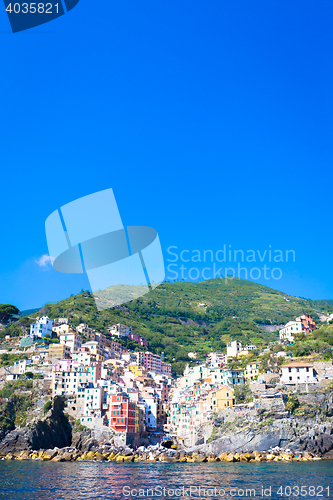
[0,397,71,454]
[194,421,333,457]
[71,430,99,452]
[296,432,333,456]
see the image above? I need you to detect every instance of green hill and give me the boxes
[7,277,333,374]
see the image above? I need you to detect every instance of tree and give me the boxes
[285,393,299,413]
[0,304,19,324]
[234,384,252,404]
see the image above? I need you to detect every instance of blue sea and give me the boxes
[0,461,332,500]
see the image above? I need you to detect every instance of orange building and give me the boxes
[108,392,136,433]
[296,314,316,334]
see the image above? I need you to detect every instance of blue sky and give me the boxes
[0,1,332,310]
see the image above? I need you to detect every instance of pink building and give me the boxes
[161,361,172,375]
[129,332,148,348]
[136,351,162,374]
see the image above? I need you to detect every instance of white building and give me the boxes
[108,323,132,338]
[279,320,302,342]
[206,352,227,368]
[246,344,257,351]
[59,331,82,353]
[122,352,138,364]
[177,364,211,389]
[74,351,97,366]
[53,323,74,336]
[30,317,53,338]
[83,385,104,416]
[280,362,317,384]
[13,359,33,375]
[141,391,160,430]
[326,314,333,323]
[227,340,242,357]
[53,317,69,326]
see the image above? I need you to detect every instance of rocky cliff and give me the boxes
[194,419,333,458]
[0,396,72,454]
[190,388,333,458]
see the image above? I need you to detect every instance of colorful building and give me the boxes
[59,331,82,353]
[30,316,53,339]
[48,343,71,359]
[244,362,259,381]
[108,392,136,433]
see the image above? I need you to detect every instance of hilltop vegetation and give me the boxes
[0,380,35,436]
[2,278,333,374]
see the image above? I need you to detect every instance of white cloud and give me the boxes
[35,254,52,268]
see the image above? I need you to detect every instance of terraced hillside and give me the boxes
[4,278,333,374]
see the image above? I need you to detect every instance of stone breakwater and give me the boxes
[0,444,323,463]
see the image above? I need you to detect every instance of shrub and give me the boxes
[292,340,330,357]
[0,382,15,399]
[43,400,52,414]
[285,393,299,413]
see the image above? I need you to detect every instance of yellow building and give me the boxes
[211,386,234,411]
[48,343,71,359]
[81,341,105,362]
[237,350,249,357]
[244,362,259,381]
[129,365,147,377]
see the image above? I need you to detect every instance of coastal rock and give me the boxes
[71,430,99,452]
[61,452,73,461]
[17,449,31,460]
[0,397,71,455]
[43,449,58,460]
[192,419,333,456]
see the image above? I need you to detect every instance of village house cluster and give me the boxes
[279,314,316,342]
[165,314,333,445]
[2,312,332,445]
[10,317,172,437]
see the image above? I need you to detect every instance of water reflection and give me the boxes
[0,461,331,500]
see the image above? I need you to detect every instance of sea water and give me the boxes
[0,460,332,500]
